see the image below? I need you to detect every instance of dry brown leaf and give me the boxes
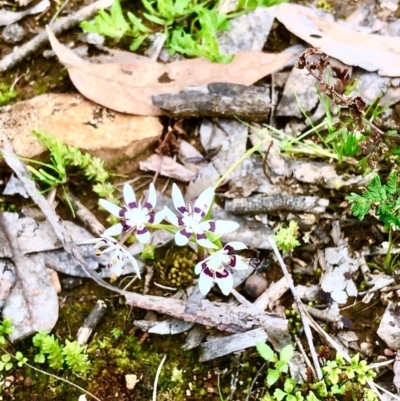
[47,27,296,116]
[276,3,400,77]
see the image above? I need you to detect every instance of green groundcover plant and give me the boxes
[256,342,377,401]
[80,0,286,62]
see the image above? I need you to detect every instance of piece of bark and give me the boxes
[76,299,107,345]
[225,195,329,214]
[254,276,290,310]
[148,318,194,335]
[199,328,268,361]
[182,325,208,350]
[152,83,271,120]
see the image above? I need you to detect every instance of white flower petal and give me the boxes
[213,220,239,234]
[193,186,214,220]
[136,226,151,244]
[229,255,249,270]
[175,229,192,246]
[152,208,166,224]
[164,207,181,226]
[196,236,218,249]
[216,272,233,296]
[103,223,123,237]
[99,199,123,217]
[195,260,206,275]
[125,251,141,279]
[146,183,157,209]
[198,271,214,295]
[225,241,247,251]
[123,184,136,207]
[172,183,188,215]
[108,250,124,276]
[346,280,358,297]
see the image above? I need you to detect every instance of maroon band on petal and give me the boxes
[181,228,192,239]
[137,226,148,235]
[215,269,229,279]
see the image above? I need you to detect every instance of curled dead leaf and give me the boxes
[46,27,297,116]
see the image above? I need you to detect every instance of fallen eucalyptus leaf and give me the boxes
[47,27,296,115]
[276,3,400,77]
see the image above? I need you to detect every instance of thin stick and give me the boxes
[295,335,316,380]
[0,0,114,72]
[153,354,167,401]
[267,235,323,380]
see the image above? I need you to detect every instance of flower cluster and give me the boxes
[93,183,249,295]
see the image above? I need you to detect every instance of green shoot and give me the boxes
[0,83,18,106]
[32,331,90,374]
[5,129,116,216]
[256,342,378,401]
[0,318,14,345]
[274,221,300,254]
[80,0,285,62]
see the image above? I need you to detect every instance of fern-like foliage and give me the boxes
[33,331,64,370]
[62,340,90,374]
[346,171,400,230]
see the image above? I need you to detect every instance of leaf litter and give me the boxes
[4,0,400,398]
[46,26,297,115]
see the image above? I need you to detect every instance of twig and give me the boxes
[295,335,317,380]
[49,0,70,24]
[245,362,266,401]
[0,0,114,72]
[267,235,323,380]
[153,354,167,401]
[76,299,107,345]
[60,188,105,237]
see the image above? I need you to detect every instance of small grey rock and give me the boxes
[377,302,400,349]
[2,23,25,44]
[80,32,105,46]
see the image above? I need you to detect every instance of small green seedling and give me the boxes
[9,129,116,216]
[256,342,294,387]
[0,354,13,371]
[33,331,90,374]
[0,83,18,106]
[0,318,13,345]
[81,1,151,50]
[274,221,300,254]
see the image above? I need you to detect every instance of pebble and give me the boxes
[2,23,25,44]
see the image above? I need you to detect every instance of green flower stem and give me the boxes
[147,223,177,233]
[214,136,271,190]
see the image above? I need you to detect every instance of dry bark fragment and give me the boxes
[152,83,271,120]
[225,195,329,214]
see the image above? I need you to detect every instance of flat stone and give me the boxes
[0,93,162,168]
[377,303,400,349]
